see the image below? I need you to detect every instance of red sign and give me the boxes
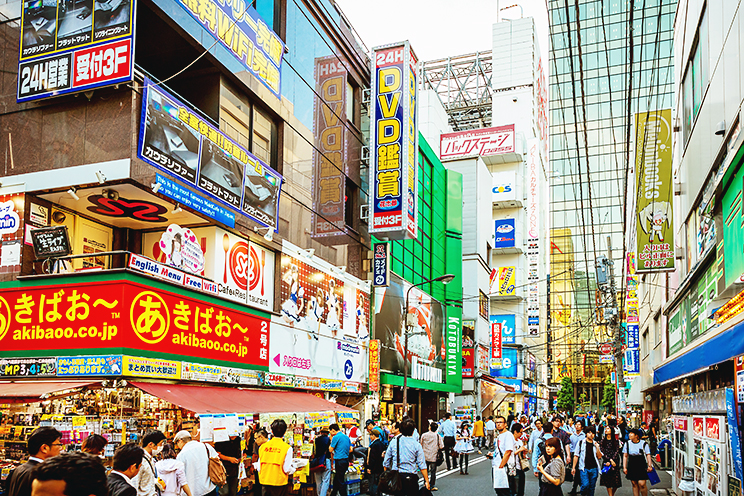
[369,339,381,393]
[491,323,502,359]
[73,39,132,87]
[462,347,475,378]
[705,417,721,440]
[598,343,614,355]
[0,278,269,368]
[692,417,704,437]
[673,417,688,431]
[643,410,654,426]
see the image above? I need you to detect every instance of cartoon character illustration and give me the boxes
[281,264,304,326]
[325,278,341,336]
[638,201,672,242]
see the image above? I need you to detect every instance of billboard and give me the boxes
[373,272,446,384]
[492,171,517,202]
[491,322,502,360]
[17,0,134,102]
[372,242,390,287]
[440,125,515,159]
[369,42,418,239]
[491,314,516,344]
[490,266,516,296]
[494,219,516,248]
[138,79,283,231]
[526,138,540,336]
[490,348,518,377]
[635,109,674,272]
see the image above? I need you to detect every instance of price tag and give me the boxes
[72,416,87,429]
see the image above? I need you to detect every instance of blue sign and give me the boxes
[496,377,522,393]
[627,324,640,349]
[491,315,516,344]
[372,242,390,287]
[624,349,640,374]
[156,175,236,228]
[344,360,354,379]
[528,317,539,325]
[727,388,743,480]
[494,219,516,248]
[57,356,122,376]
[491,348,518,377]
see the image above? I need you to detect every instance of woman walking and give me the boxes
[155,443,193,496]
[623,429,653,496]
[511,423,529,496]
[599,426,622,496]
[454,421,475,474]
[537,437,566,496]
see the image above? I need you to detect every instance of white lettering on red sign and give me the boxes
[73,39,131,87]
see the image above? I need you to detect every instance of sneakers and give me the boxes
[432,488,438,491]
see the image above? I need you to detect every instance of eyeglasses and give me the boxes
[50,443,65,447]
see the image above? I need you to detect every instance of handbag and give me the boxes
[309,454,327,473]
[378,437,402,495]
[519,454,531,471]
[205,444,227,487]
[648,468,661,485]
[435,449,444,467]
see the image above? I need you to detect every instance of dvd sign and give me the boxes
[494,219,516,248]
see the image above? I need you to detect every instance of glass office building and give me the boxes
[548,0,675,398]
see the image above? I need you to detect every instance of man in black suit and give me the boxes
[7,427,63,496]
[31,452,107,496]
[107,443,144,496]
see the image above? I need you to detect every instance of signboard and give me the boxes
[440,125,515,159]
[494,219,516,248]
[0,357,56,377]
[727,388,744,480]
[462,347,474,378]
[526,138,540,336]
[138,80,283,231]
[599,355,614,364]
[30,226,72,258]
[490,266,516,296]
[0,200,21,235]
[305,411,334,428]
[181,362,260,385]
[635,109,674,272]
[477,344,489,373]
[673,417,688,431]
[123,356,180,379]
[736,356,744,403]
[373,242,390,287]
[155,175,236,228]
[158,224,205,275]
[369,339,381,392]
[598,342,614,355]
[57,355,122,376]
[264,373,295,388]
[624,348,640,376]
[627,324,640,349]
[705,417,721,441]
[176,2,283,98]
[0,277,270,369]
[17,0,134,102]
[492,171,518,202]
[490,348,518,377]
[369,41,418,239]
[491,322,502,359]
[491,315,515,344]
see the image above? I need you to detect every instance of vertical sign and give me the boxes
[736,356,744,403]
[526,138,540,335]
[369,339,381,393]
[369,41,418,240]
[635,109,674,272]
[491,322,502,359]
[372,242,390,287]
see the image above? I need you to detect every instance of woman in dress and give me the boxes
[537,437,566,496]
[454,421,475,474]
[599,426,622,496]
[325,278,341,336]
[281,264,304,326]
[623,429,653,496]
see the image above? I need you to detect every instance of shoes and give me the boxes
[432,488,438,492]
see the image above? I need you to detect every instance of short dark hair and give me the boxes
[32,452,107,496]
[476,416,481,421]
[430,422,439,432]
[511,423,523,435]
[552,416,563,423]
[400,420,415,437]
[159,443,177,460]
[81,434,108,455]
[112,443,144,472]
[535,419,543,426]
[575,419,584,429]
[583,425,596,436]
[255,428,269,439]
[629,429,643,439]
[444,413,452,419]
[271,419,288,438]
[494,415,506,423]
[329,423,341,432]
[543,422,554,433]
[142,430,166,448]
[28,427,62,456]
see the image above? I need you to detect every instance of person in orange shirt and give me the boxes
[258,420,296,496]
[472,416,485,451]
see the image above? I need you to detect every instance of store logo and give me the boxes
[228,241,249,290]
[496,223,514,234]
[492,184,512,194]
[87,196,168,223]
[0,201,20,235]
[0,296,9,341]
[130,291,170,344]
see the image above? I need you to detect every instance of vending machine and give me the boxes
[693,416,706,496]
[702,417,727,496]
[672,416,691,490]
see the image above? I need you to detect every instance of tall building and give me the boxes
[548,0,675,406]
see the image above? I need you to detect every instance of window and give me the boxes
[682,8,709,144]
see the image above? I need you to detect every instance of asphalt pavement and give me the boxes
[424,455,674,496]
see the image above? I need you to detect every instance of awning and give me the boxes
[479,375,516,392]
[654,317,744,384]
[0,381,99,402]
[131,382,356,414]
[626,377,643,406]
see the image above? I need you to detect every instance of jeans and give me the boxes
[314,459,332,496]
[367,472,380,496]
[330,460,349,496]
[427,461,438,487]
[579,468,599,496]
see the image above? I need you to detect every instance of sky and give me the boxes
[335,0,549,67]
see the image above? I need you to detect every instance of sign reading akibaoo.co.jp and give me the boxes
[0,277,270,369]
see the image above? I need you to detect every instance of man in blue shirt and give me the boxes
[438,413,457,470]
[568,420,586,495]
[383,420,429,495]
[329,424,351,496]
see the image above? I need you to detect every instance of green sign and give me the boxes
[635,109,675,272]
[669,305,683,355]
[723,164,744,288]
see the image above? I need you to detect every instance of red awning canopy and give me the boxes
[131,382,356,414]
[0,381,99,401]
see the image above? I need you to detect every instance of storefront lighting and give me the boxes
[67,188,79,201]
[253,225,274,242]
[302,248,315,259]
[715,286,744,324]
[96,171,107,184]
[172,204,182,214]
[151,182,161,193]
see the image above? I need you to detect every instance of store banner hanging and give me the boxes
[491,314,515,344]
[491,322,502,360]
[373,242,391,287]
[634,109,674,272]
[0,357,57,377]
[369,339,381,392]
[57,355,122,376]
[440,124,515,159]
[0,277,270,369]
[138,79,283,231]
[494,219,516,248]
[490,266,516,296]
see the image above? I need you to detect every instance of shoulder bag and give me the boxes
[205,444,227,487]
[497,438,517,477]
[379,437,402,495]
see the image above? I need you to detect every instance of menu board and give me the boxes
[30,225,72,258]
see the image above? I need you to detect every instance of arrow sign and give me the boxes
[273,354,281,367]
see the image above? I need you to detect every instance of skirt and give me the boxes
[626,454,649,481]
[454,439,475,454]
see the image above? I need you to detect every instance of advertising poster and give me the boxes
[491,314,515,344]
[490,266,516,296]
[373,272,446,382]
[122,356,180,379]
[440,124,515,159]
[635,109,675,272]
[494,219,516,248]
[138,80,283,231]
[158,224,205,275]
[369,41,418,239]
[57,355,122,376]
[304,411,334,429]
[181,362,261,385]
[17,0,134,102]
[462,319,474,378]
[477,344,490,373]
[0,357,56,377]
[490,348,518,377]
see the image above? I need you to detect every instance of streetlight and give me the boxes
[402,273,456,416]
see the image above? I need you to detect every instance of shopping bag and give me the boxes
[493,465,509,489]
[648,468,661,486]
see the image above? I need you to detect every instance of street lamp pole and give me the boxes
[402,273,456,417]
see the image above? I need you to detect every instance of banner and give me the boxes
[490,266,516,296]
[369,42,418,239]
[526,138,540,335]
[369,339,381,392]
[477,344,489,373]
[17,0,134,102]
[122,356,180,379]
[462,319,474,378]
[181,362,261,385]
[491,322,502,360]
[494,219,516,248]
[372,242,390,287]
[138,80,283,231]
[635,109,674,272]
[440,125,515,159]
[0,357,56,377]
[304,411,334,429]
[0,277,270,369]
[58,355,122,376]
[727,388,744,480]
[491,315,515,344]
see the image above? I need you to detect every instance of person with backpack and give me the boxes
[175,430,220,496]
[536,437,566,496]
[511,423,530,496]
[622,429,653,496]
[572,426,602,496]
[532,421,556,476]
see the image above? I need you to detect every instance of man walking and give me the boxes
[568,420,586,495]
[7,427,63,496]
[552,416,572,460]
[420,423,444,491]
[108,443,145,496]
[438,413,457,470]
[528,420,543,454]
[258,420,296,496]
[175,430,218,496]
[485,417,496,449]
[383,420,429,496]
[31,452,108,496]
[490,416,514,496]
[329,424,351,496]
[135,430,166,496]
[472,416,485,450]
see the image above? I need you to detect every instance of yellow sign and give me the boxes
[491,267,516,296]
[122,356,181,379]
[72,416,87,429]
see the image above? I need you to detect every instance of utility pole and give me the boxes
[596,236,622,415]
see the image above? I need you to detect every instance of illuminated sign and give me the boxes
[440,125,515,159]
[369,339,380,392]
[491,322,502,360]
[373,242,390,287]
[491,314,515,344]
[369,42,418,239]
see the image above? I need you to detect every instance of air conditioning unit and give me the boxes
[361,146,370,163]
[360,204,370,222]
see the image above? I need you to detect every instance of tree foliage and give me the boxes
[557,376,575,411]
[601,375,616,412]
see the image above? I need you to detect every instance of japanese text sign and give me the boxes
[30,226,72,258]
[369,339,380,392]
[57,355,122,376]
[0,357,56,377]
[491,322,502,360]
[139,80,283,230]
[18,0,134,104]
[369,42,418,240]
[0,277,270,369]
[372,242,390,287]
[440,125,515,159]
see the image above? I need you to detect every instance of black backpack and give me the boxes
[537,434,548,461]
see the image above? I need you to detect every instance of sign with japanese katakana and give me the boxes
[0,275,270,370]
[369,41,418,240]
[17,0,135,103]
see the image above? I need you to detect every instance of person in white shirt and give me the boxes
[485,417,497,449]
[528,419,544,454]
[134,430,166,496]
[486,416,515,496]
[174,430,218,496]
